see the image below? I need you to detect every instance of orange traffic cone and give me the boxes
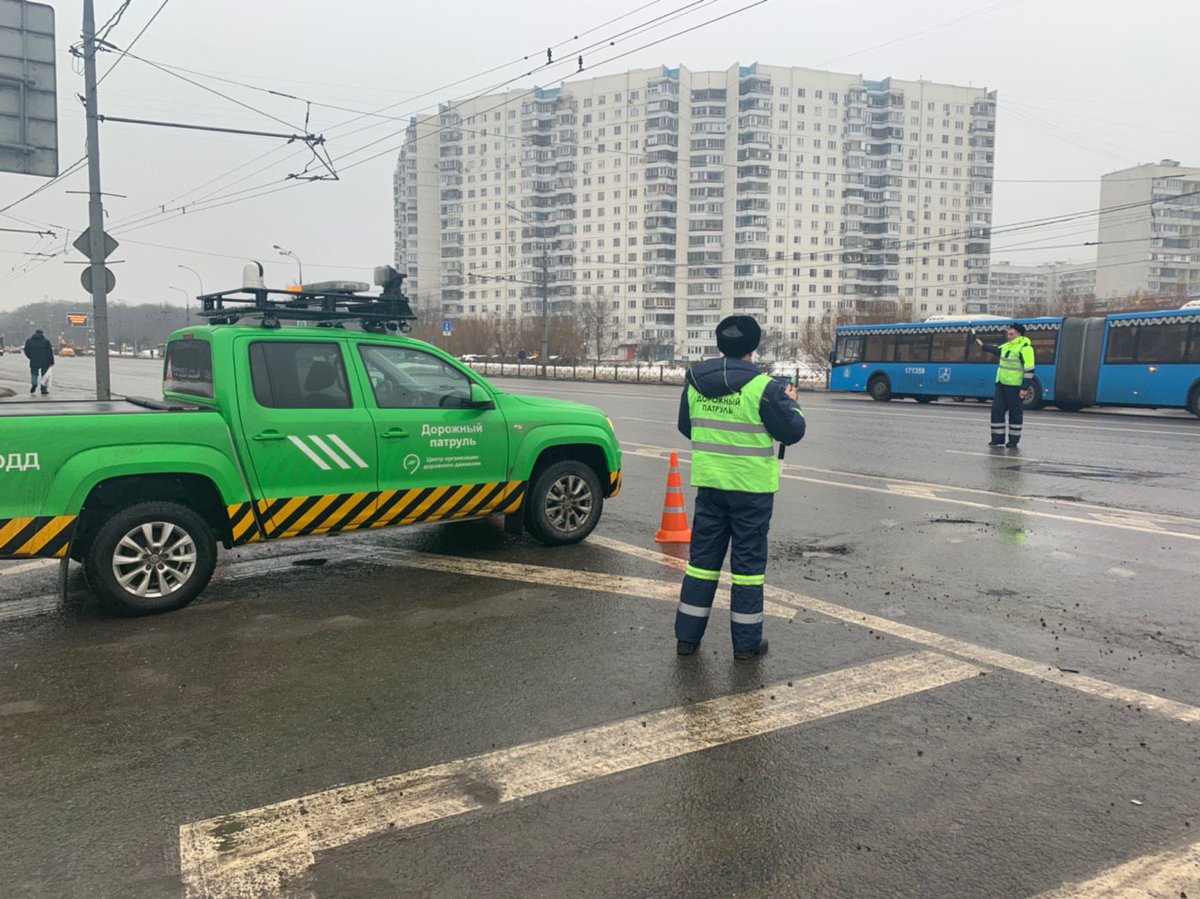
[655,452,692,544]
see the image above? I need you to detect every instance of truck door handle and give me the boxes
[252,430,287,442]
[380,427,409,439]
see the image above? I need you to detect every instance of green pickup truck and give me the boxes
[0,274,621,615]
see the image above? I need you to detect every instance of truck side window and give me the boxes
[358,345,472,409]
[164,339,213,398]
[249,342,352,409]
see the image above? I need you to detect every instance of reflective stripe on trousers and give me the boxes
[675,487,772,654]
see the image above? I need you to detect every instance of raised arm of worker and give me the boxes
[975,335,1001,356]
[759,379,806,446]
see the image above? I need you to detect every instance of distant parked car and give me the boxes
[60,347,76,357]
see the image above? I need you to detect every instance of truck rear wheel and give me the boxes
[525,460,603,546]
[84,501,216,615]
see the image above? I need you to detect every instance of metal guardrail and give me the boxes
[465,360,827,390]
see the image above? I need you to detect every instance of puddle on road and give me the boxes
[1004,461,1169,482]
[778,542,852,561]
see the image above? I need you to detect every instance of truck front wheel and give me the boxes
[84,501,217,615]
[525,461,603,546]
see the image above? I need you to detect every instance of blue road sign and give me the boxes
[442,320,452,336]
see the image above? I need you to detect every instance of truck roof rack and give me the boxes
[197,264,417,332]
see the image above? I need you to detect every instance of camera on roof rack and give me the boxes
[196,261,417,332]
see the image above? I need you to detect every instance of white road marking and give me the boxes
[1034,838,1200,897]
[325,434,368,468]
[306,435,350,470]
[0,551,364,624]
[287,436,331,471]
[178,650,982,899]
[622,444,1200,542]
[0,559,57,577]
[369,549,796,619]
[0,595,58,622]
[588,535,1200,725]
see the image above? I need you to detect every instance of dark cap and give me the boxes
[715,315,762,357]
[34,328,43,335]
[1010,322,1026,335]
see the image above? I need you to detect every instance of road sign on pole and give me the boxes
[66,312,88,326]
[71,226,117,259]
[80,266,114,294]
[0,1,58,178]
[442,320,452,336]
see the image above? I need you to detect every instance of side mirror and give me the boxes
[468,382,495,410]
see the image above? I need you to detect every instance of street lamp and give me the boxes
[177,264,204,300]
[169,286,190,325]
[505,203,550,377]
[272,244,303,287]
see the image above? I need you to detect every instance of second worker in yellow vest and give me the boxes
[975,322,1036,449]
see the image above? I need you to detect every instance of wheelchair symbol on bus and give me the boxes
[938,367,952,383]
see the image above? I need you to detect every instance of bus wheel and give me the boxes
[1189,385,1200,419]
[868,375,892,402]
[1056,402,1083,413]
[915,396,936,404]
[1021,377,1045,411]
[951,396,966,403]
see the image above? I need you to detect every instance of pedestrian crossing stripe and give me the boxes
[224,481,528,544]
[0,515,76,559]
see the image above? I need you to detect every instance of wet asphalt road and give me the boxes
[2,356,1199,898]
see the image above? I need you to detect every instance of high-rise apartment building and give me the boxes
[394,63,997,360]
[987,260,1097,317]
[1096,160,1200,304]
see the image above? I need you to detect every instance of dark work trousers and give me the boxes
[675,487,773,654]
[990,383,1025,445]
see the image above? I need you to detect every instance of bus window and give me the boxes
[930,332,968,363]
[1188,324,1200,364]
[1135,322,1189,364]
[895,333,931,362]
[966,331,1005,363]
[1105,325,1137,364]
[836,335,863,364]
[863,333,894,362]
[1027,331,1058,363]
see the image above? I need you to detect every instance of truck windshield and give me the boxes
[164,339,214,398]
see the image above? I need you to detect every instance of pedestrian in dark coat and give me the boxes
[23,329,54,396]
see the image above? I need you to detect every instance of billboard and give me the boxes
[0,0,57,177]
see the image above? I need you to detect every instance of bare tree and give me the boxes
[799,310,842,373]
[576,292,617,361]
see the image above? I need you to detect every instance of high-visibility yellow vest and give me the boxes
[687,373,779,493]
[996,336,1035,387]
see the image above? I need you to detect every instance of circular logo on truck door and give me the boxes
[403,454,421,475]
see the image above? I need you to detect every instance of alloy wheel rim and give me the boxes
[545,475,594,533]
[111,521,198,598]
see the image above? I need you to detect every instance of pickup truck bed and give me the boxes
[0,398,208,417]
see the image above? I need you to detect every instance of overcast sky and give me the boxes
[0,0,1196,313]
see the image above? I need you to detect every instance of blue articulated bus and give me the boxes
[830,308,1200,418]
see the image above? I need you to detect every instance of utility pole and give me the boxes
[81,0,112,399]
[540,237,549,378]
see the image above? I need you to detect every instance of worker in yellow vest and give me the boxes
[675,316,806,660]
[975,323,1036,448]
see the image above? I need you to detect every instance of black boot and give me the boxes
[1006,439,1020,449]
[734,639,769,661]
[677,640,698,656]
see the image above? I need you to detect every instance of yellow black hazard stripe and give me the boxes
[225,480,528,545]
[0,515,77,559]
[609,469,622,498]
